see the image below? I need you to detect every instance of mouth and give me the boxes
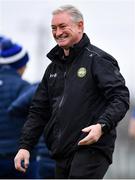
[55,35,69,42]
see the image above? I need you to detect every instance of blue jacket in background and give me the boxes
[0,65,31,155]
[8,81,54,157]
[8,80,55,178]
[8,83,38,117]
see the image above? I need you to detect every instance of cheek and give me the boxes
[52,31,55,37]
[68,27,80,37]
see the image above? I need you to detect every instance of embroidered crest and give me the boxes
[77,67,87,78]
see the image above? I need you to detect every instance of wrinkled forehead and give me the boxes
[51,12,73,26]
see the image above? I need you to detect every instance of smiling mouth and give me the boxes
[56,35,69,41]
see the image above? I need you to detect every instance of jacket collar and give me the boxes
[0,65,20,77]
[47,33,90,65]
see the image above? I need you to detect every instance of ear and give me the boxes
[78,21,84,32]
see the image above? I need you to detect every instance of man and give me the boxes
[0,37,38,178]
[14,5,129,179]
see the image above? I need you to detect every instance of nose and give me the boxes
[55,27,63,37]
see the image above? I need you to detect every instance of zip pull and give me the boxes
[59,96,64,108]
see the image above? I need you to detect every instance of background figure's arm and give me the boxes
[8,84,38,117]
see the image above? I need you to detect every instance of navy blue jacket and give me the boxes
[19,34,129,163]
[8,83,53,158]
[0,65,31,155]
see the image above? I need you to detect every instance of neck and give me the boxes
[64,49,70,56]
[63,33,83,57]
[17,66,26,76]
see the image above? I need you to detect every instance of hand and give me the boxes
[14,149,30,173]
[78,124,103,146]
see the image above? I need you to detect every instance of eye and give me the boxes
[60,25,66,29]
[51,26,56,31]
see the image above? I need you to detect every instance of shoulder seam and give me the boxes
[85,47,100,57]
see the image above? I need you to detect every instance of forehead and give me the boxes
[51,12,73,25]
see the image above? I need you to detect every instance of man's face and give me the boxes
[51,12,83,49]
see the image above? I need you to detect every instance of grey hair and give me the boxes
[52,5,84,23]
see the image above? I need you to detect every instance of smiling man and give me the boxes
[51,10,84,56]
[14,5,129,179]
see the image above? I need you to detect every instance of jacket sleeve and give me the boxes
[92,55,130,131]
[19,67,51,152]
[8,84,38,117]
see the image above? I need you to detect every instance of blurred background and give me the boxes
[0,0,135,178]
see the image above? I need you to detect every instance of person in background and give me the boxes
[37,136,55,179]
[0,37,38,178]
[9,83,55,179]
[14,5,129,179]
[128,108,135,138]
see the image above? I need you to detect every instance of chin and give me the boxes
[60,46,70,50]
[57,40,70,47]
[58,43,68,48]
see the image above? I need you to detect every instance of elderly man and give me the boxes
[14,5,129,179]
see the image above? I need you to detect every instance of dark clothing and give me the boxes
[0,66,30,154]
[8,83,38,117]
[37,136,55,179]
[0,65,38,178]
[9,83,55,179]
[0,157,37,179]
[37,152,55,179]
[19,33,129,164]
[55,148,109,179]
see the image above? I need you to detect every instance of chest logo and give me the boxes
[49,73,57,78]
[77,67,87,78]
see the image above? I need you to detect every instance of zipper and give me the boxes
[58,60,75,109]
[58,71,67,109]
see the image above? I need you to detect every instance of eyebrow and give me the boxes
[51,23,67,27]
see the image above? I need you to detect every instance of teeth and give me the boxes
[57,36,68,40]
[58,38,66,41]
